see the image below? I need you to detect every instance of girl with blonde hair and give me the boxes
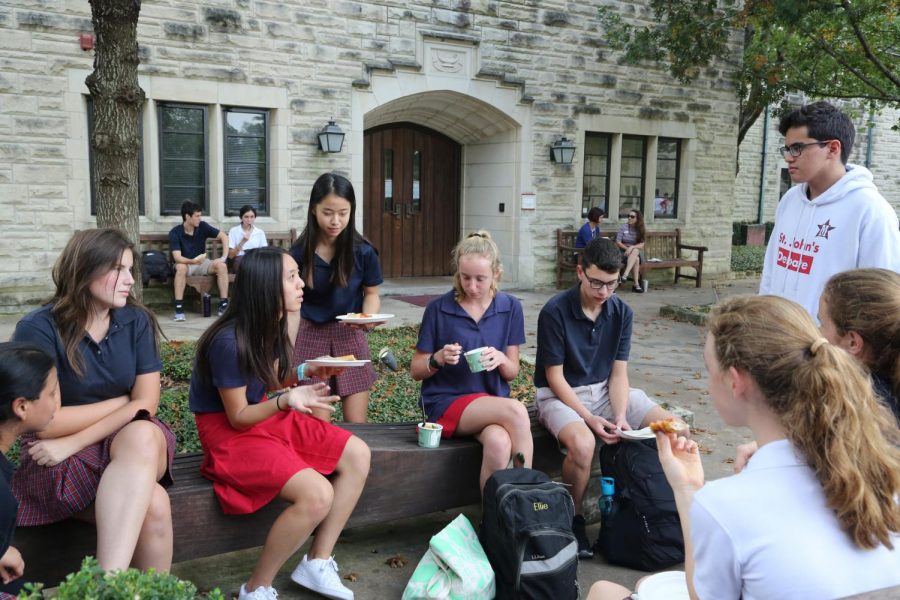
[819,268,900,422]
[590,295,900,600]
[412,231,533,491]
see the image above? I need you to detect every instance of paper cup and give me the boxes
[464,347,489,373]
[417,422,443,448]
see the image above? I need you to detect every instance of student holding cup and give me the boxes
[411,231,533,493]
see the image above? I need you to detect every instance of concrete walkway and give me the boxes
[1,276,762,599]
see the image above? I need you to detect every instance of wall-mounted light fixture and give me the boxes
[318,119,345,153]
[550,136,576,165]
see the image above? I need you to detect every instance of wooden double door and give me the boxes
[363,123,461,278]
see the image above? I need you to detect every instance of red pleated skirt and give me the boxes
[195,406,352,515]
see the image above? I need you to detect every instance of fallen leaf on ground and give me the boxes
[386,554,408,568]
[345,573,358,582]
[723,458,734,464]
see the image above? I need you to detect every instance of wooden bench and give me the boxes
[14,407,585,586]
[140,229,297,299]
[556,228,707,289]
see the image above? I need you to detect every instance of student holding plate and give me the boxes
[289,173,384,423]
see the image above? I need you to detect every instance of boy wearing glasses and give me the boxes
[535,238,681,558]
[760,101,900,320]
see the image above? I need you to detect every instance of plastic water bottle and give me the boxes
[598,476,615,517]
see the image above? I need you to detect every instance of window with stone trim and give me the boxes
[87,97,145,216]
[653,137,680,219]
[158,103,208,216]
[582,133,611,218]
[619,136,646,219]
[223,108,269,216]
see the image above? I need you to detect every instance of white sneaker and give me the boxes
[291,555,354,600]
[239,583,278,600]
[173,311,186,322]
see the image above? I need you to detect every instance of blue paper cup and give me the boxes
[417,422,443,448]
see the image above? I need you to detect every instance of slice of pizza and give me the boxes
[334,354,357,361]
[648,417,689,434]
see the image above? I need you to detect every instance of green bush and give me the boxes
[157,326,537,452]
[730,245,766,273]
[19,557,223,599]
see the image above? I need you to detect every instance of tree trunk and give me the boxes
[86,0,144,299]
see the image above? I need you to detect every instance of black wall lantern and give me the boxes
[318,119,345,153]
[550,136,576,165]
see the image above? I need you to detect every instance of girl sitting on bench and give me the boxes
[190,246,369,600]
[589,295,900,600]
[0,343,60,598]
[13,229,175,574]
[411,231,533,492]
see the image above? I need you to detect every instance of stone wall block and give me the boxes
[13,164,67,184]
[163,22,206,41]
[433,8,471,28]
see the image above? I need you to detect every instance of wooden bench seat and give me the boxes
[556,228,707,289]
[140,229,297,299]
[14,407,576,586]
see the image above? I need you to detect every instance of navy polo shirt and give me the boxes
[0,454,16,557]
[535,285,632,389]
[0,454,22,595]
[290,242,383,324]
[417,291,526,421]
[13,304,161,406]
[189,325,266,414]
[168,221,220,260]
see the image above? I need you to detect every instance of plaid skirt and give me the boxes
[12,410,176,526]
[292,320,377,397]
[195,407,352,515]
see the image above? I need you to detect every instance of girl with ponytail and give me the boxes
[590,295,900,600]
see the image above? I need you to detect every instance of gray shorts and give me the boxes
[535,381,658,439]
[186,259,214,276]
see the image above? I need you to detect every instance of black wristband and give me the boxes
[275,393,283,411]
[428,353,443,370]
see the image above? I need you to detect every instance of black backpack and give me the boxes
[595,439,685,571]
[141,250,170,286]
[479,468,579,600]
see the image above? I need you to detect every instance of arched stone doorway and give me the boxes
[364,122,460,278]
[358,89,524,280]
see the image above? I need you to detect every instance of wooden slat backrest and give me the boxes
[139,228,297,261]
[645,231,678,260]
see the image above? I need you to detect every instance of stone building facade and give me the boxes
[0,0,743,310]
[734,105,900,225]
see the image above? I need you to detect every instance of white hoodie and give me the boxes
[760,164,900,320]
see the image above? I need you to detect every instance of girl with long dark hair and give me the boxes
[190,246,369,600]
[289,173,383,423]
[615,208,646,292]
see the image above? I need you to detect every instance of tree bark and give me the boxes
[86,0,144,299]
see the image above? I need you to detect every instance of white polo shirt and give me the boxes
[691,439,900,599]
[228,225,268,257]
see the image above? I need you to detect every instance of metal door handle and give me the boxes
[392,204,401,218]
[404,203,412,218]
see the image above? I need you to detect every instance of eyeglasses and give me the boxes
[778,140,836,158]
[627,214,637,219]
[586,277,619,291]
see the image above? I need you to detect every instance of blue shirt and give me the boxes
[168,221,221,260]
[290,242,383,324]
[189,325,267,414]
[13,304,161,406]
[416,291,526,421]
[535,286,632,389]
[575,222,600,249]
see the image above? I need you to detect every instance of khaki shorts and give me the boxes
[535,381,658,439]
[186,259,214,277]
